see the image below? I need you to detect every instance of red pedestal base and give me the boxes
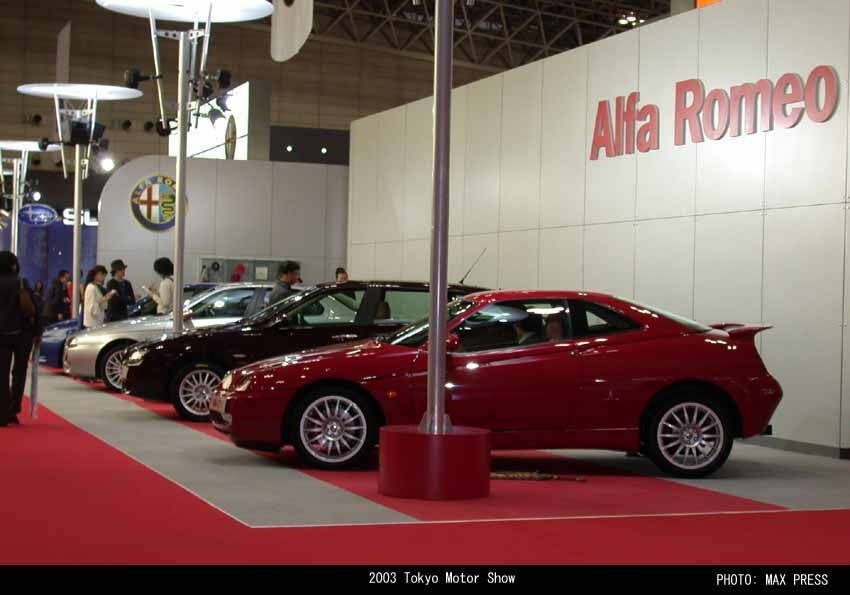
[378,425,491,500]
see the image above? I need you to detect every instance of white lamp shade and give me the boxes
[17,83,143,101]
[96,0,274,23]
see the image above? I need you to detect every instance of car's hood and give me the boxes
[72,314,172,339]
[235,339,418,390]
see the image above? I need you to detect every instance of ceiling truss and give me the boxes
[302,0,671,72]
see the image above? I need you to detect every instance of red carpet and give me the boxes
[2,371,847,564]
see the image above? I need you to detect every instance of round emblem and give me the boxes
[19,204,59,227]
[224,115,237,160]
[130,174,178,232]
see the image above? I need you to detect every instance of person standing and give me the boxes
[105,259,136,323]
[143,257,174,314]
[43,269,71,323]
[335,267,349,283]
[83,266,116,329]
[268,260,300,306]
[0,252,42,426]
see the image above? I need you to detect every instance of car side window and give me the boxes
[190,288,256,319]
[373,290,431,325]
[454,300,571,353]
[569,299,640,338]
[289,290,366,326]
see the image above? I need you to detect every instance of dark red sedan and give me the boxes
[210,290,782,477]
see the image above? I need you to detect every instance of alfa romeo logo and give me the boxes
[130,174,178,232]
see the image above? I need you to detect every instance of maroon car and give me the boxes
[211,290,782,477]
[122,281,483,420]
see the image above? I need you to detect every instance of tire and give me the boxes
[288,386,378,470]
[644,389,734,478]
[99,342,133,393]
[171,362,226,422]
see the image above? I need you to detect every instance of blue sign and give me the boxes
[19,204,59,227]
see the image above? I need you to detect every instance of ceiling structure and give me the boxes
[248,0,672,73]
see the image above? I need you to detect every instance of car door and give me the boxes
[565,299,645,430]
[272,287,370,351]
[410,299,582,430]
[187,287,258,328]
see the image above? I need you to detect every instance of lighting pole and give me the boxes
[172,31,191,335]
[10,156,21,254]
[419,0,454,435]
[71,144,83,317]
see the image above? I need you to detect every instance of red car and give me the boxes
[210,290,782,477]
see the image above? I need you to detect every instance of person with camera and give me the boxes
[83,265,117,329]
[0,251,43,426]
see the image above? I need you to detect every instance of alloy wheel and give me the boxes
[299,395,368,464]
[656,401,724,470]
[103,350,127,391]
[178,369,222,417]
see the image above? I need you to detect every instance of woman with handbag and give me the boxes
[0,251,42,426]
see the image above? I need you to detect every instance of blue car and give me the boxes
[39,283,218,368]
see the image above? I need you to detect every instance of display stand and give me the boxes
[378,0,490,500]
[15,84,142,316]
[95,0,274,336]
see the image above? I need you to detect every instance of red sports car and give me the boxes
[210,290,782,477]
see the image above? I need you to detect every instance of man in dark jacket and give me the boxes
[0,251,43,426]
[43,269,71,323]
[105,259,136,323]
[268,260,301,306]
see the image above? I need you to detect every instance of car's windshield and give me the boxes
[386,299,476,347]
[622,298,712,333]
[241,287,315,324]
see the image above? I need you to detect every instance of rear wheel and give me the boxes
[171,362,225,421]
[289,387,378,469]
[644,390,734,478]
[99,343,133,393]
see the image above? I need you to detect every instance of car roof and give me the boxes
[461,289,615,304]
[313,280,488,292]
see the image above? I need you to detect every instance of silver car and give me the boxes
[63,282,275,391]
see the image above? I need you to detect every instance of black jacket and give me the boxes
[0,274,43,336]
[105,278,136,322]
[44,278,70,320]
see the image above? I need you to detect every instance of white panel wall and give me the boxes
[98,156,348,286]
[347,0,850,452]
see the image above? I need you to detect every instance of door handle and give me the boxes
[332,334,359,342]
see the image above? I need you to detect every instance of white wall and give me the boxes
[98,156,348,288]
[347,0,850,453]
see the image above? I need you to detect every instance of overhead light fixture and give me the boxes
[32,191,42,202]
[321,147,327,154]
[215,94,231,112]
[618,17,628,25]
[286,144,293,152]
[123,67,151,90]
[208,108,225,126]
[627,15,636,22]
[99,156,116,172]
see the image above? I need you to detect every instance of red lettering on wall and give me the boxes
[636,105,659,153]
[702,88,730,140]
[773,73,805,129]
[590,100,615,160]
[805,66,839,123]
[675,79,705,146]
[729,79,773,136]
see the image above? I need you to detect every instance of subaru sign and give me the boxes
[19,204,59,227]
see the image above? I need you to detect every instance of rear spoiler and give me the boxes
[710,323,772,341]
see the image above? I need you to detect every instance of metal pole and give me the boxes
[419,0,454,435]
[71,144,83,320]
[172,31,190,335]
[10,158,20,254]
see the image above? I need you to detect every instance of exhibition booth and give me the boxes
[347,0,850,457]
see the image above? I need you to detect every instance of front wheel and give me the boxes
[289,387,378,469]
[99,343,133,393]
[171,363,225,421]
[645,392,734,478]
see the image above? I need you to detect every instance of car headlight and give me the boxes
[127,348,148,364]
[67,337,79,348]
[221,372,233,391]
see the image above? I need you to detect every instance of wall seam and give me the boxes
[582,47,590,290]
[759,0,769,358]
[839,0,850,452]
[537,63,545,290]
[692,9,701,319]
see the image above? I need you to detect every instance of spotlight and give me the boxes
[99,156,116,172]
[121,119,132,131]
[143,121,155,133]
[618,17,628,25]
[627,15,636,22]
[38,137,51,151]
[207,108,225,126]
[32,191,42,202]
[215,95,231,112]
[123,67,151,89]
[321,147,327,154]
[286,145,293,152]
[214,69,232,89]
[155,119,176,137]
[30,114,43,126]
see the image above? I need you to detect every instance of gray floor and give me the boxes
[32,371,850,527]
[34,372,414,528]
